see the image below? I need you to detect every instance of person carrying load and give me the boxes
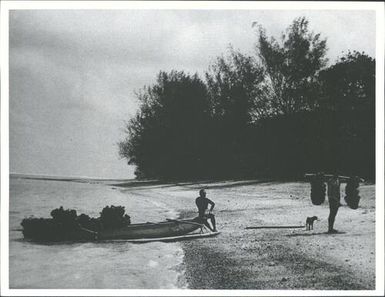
[305,172,364,233]
[327,174,343,233]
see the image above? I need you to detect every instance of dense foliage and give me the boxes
[119,71,212,179]
[256,17,328,115]
[318,51,375,177]
[205,49,266,177]
[119,17,375,180]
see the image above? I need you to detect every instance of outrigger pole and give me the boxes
[304,173,365,182]
[245,225,305,229]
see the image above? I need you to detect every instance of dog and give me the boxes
[306,216,318,230]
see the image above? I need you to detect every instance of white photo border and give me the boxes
[1,1,384,296]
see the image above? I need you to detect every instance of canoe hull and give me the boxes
[98,219,201,240]
[21,220,98,242]
[108,231,221,243]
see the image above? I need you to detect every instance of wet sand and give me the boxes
[116,180,375,290]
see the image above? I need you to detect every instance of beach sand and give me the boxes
[116,180,375,290]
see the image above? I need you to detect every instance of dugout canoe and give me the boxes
[97,219,203,240]
[21,218,209,242]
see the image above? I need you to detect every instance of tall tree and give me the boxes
[318,51,375,177]
[206,47,267,123]
[119,71,212,179]
[205,48,266,176]
[318,51,375,112]
[255,17,328,115]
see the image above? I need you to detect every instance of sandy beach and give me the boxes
[116,179,375,290]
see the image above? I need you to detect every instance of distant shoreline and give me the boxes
[10,174,375,187]
[10,173,134,183]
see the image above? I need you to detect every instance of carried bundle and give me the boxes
[100,205,131,229]
[310,173,326,205]
[21,217,66,241]
[345,176,361,209]
[22,206,82,241]
[76,213,102,232]
[50,206,78,229]
[21,205,131,242]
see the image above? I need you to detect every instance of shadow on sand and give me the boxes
[111,179,280,190]
[286,231,347,237]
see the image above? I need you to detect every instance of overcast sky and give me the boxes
[9,9,376,179]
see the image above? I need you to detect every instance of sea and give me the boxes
[9,176,187,289]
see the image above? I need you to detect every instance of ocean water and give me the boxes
[9,177,186,289]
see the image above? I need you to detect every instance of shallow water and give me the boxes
[9,177,186,289]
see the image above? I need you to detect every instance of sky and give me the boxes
[9,9,376,179]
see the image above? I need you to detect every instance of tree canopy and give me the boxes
[119,71,212,179]
[256,17,328,114]
[119,17,375,180]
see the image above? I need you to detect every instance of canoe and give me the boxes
[97,219,202,240]
[22,224,98,242]
[21,218,205,242]
[108,231,221,243]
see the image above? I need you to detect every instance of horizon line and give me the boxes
[10,172,134,181]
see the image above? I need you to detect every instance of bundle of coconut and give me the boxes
[310,173,326,205]
[345,176,361,209]
[99,205,131,229]
[21,205,131,242]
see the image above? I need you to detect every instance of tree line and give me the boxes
[119,17,375,181]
